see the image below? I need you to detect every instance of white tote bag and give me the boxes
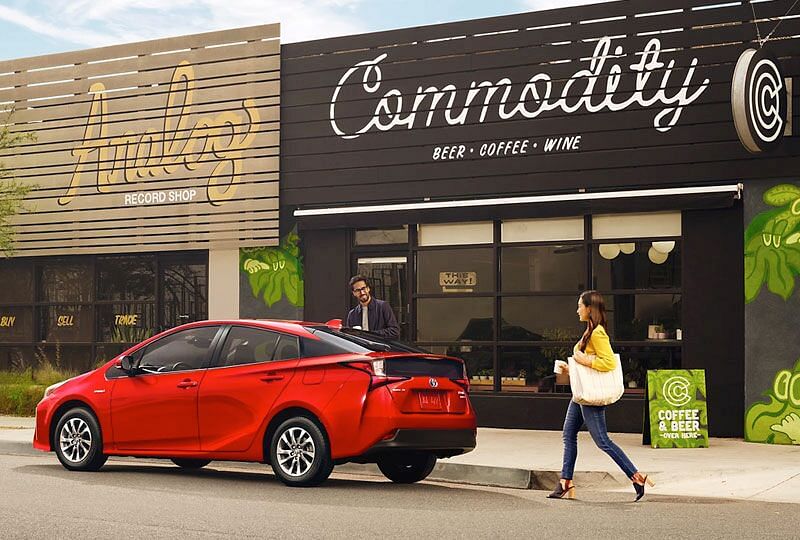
[567,353,624,406]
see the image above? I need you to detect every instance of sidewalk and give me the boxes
[2,415,798,503]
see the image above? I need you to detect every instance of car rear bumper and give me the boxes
[359,428,476,459]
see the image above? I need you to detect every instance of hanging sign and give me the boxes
[731,47,788,153]
[439,271,477,292]
[646,369,709,448]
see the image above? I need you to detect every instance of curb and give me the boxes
[335,462,625,490]
[0,437,623,491]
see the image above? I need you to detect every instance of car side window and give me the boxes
[218,326,290,367]
[138,326,220,373]
[274,334,300,361]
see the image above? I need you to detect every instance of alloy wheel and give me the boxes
[59,417,92,464]
[276,426,316,477]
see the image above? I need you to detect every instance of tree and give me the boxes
[0,109,36,256]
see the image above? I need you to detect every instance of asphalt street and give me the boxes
[0,449,794,539]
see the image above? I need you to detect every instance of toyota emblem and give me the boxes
[429,378,439,388]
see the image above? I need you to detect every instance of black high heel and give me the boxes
[632,474,655,501]
[547,480,575,499]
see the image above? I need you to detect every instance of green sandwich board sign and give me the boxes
[646,370,709,448]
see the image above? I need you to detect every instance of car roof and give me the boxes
[178,319,319,338]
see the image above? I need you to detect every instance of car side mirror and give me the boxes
[116,355,135,374]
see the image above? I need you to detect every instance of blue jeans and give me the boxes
[560,399,638,480]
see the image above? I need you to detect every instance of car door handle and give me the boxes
[260,374,285,382]
[177,379,198,389]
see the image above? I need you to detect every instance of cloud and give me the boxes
[0,0,368,50]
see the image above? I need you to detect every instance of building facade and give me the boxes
[282,0,798,437]
[2,0,800,439]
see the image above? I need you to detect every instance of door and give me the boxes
[356,256,409,340]
[198,326,300,452]
[159,254,208,330]
[110,325,221,451]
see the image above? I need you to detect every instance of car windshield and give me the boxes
[306,326,429,354]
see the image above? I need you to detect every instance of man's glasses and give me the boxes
[352,286,368,293]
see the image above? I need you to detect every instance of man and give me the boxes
[345,275,400,339]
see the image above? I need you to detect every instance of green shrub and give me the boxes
[0,364,77,416]
[0,384,45,416]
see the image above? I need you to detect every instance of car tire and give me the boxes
[54,407,108,472]
[269,416,333,487]
[377,453,437,484]
[171,458,212,469]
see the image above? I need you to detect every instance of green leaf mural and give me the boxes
[744,183,800,303]
[744,359,800,445]
[240,228,304,308]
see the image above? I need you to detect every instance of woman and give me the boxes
[548,290,654,501]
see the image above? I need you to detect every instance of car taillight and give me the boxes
[341,360,410,391]
[450,362,470,391]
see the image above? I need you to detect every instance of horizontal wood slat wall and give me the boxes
[280,0,800,208]
[2,24,280,256]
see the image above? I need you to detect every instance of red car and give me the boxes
[33,320,477,486]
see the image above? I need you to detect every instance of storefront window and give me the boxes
[355,226,408,245]
[499,345,572,393]
[593,241,681,290]
[615,345,682,392]
[0,307,34,342]
[417,248,494,294]
[502,245,585,292]
[97,303,157,343]
[161,261,208,328]
[418,222,492,246]
[38,261,93,303]
[416,297,493,342]
[97,256,156,301]
[500,296,582,341]
[605,294,682,341]
[0,260,33,303]
[39,305,93,342]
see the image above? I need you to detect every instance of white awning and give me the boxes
[294,184,742,217]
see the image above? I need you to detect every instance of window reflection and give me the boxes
[417,248,494,294]
[161,263,208,329]
[500,296,582,341]
[0,260,33,303]
[97,303,156,343]
[98,256,155,301]
[502,245,585,292]
[605,294,681,341]
[417,298,494,342]
[499,346,571,394]
[593,241,681,290]
[0,307,33,341]
[39,305,93,342]
[38,262,93,303]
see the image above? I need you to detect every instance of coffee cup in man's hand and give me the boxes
[554,360,568,374]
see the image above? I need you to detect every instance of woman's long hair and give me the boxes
[578,290,608,352]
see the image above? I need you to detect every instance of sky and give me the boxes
[0,0,613,61]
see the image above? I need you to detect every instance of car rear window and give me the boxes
[385,357,463,379]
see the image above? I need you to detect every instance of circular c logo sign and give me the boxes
[662,376,692,407]
[732,47,787,153]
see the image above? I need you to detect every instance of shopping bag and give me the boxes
[567,353,624,406]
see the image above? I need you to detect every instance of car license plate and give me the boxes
[418,390,442,410]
